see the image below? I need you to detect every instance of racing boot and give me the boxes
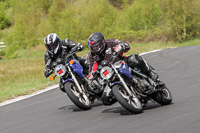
[148,69,159,81]
[137,55,159,81]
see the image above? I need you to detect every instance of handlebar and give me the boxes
[64,50,79,63]
[110,52,120,64]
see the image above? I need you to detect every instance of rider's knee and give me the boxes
[126,54,140,68]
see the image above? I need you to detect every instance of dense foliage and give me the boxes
[1,0,200,58]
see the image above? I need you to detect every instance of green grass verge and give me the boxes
[0,39,200,102]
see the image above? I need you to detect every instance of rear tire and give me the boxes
[112,84,142,114]
[151,86,172,105]
[65,82,91,110]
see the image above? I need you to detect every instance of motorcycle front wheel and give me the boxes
[112,84,142,114]
[64,82,91,110]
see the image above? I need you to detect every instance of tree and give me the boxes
[167,0,200,41]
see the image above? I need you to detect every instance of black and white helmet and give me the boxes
[44,33,61,55]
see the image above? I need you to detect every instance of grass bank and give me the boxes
[0,39,200,102]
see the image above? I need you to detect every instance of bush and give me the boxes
[127,0,161,31]
[0,2,10,29]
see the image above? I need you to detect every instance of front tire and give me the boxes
[112,84,142,114]
[65,82,91,110]
[151,86,172,105]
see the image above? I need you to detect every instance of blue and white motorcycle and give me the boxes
[98,52,172,113]
[50,51,92,110]
[50,50,114,110]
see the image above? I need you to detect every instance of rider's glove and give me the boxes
[113,43,125,54]
[44,69,53,78]
[77,43,84,51]
[71,43,84,53]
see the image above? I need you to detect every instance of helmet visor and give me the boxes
[90,40,104,53]
[48,42,58,51]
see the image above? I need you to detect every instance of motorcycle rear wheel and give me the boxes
[112,84,142,114]
[151,86,172,105]
[65,82,91,110]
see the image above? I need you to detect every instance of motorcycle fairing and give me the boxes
[68,59,84,78]
[109,81,122,87]
[61,78,74,85]
[114,60,133,79]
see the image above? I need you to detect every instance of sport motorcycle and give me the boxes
[97,52,172,113]
[49,50,113,110]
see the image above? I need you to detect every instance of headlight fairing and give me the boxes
[100,66,113,80]
[55,64,66,77]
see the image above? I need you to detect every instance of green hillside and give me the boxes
[0,0,200,102]
[0,0,200,58]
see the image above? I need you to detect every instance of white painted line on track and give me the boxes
[139,49,162,55]
[0,84,59,107]
[0,49,162,107]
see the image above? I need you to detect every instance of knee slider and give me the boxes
[126,55,140,68]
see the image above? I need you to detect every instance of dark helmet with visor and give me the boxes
[44,33,61,55]
[88,32,105,54]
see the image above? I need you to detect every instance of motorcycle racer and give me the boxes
[44,33,86,91]
[87,32,159,95]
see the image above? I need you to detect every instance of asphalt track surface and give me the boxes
[0,45,200,133]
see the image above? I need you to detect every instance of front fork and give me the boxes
[67,65,83,94]
[111,64,134,97]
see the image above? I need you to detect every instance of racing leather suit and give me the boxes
[87,39,157,80]
[87,39,158,100]
[87,39,130,74]
[44,39,86,78]
[44,39,86,92]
